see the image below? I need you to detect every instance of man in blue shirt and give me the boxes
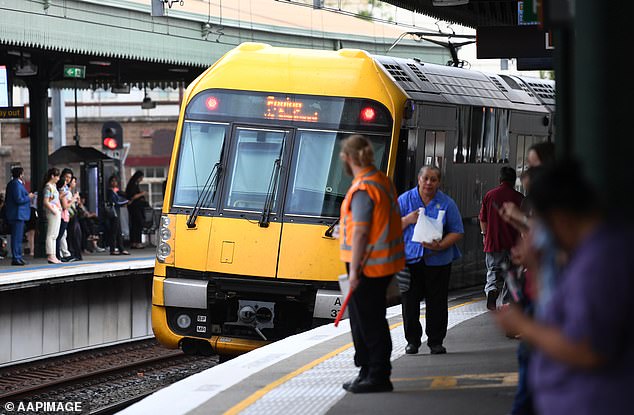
[398,166,464,355]
[5,167,34,265]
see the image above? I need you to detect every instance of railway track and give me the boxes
[0,339,218,414]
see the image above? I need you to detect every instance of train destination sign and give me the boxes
[0,106,24,119]
[264,96,319,122]
[186,90,392,131]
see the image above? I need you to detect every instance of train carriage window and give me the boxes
[455,106,508,164]
[424,130,445,169]
[496,109,510,163]
[285,131,389,218]
[454,107,471,163]
[224,129,285,211]
[482,108,496,162]
[173,122,227,208]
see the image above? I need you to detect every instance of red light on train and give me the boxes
[205,96,219,111]
[360,106,376,122]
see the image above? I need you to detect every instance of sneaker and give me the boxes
[487,289,499,311]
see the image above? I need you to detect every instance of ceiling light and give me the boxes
[141,85,156,109]
[432,0,469,5]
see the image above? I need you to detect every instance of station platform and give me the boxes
[0,248,155,291]
[0,247,157,366]
[120,291,518,415]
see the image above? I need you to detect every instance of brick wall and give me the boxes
[0,118,177,192]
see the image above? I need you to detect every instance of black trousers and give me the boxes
[401,261,452,347]
[127,204,144,244]
[347,268,393,381]
[67,215,83,260]
[108,216,125,253]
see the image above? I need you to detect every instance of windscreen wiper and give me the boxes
[259,157,282,228]
[187,162,221,228]
[324,217,339,238]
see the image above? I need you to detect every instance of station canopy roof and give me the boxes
[379,0,518,28]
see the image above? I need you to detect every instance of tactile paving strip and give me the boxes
[241,300,487,415]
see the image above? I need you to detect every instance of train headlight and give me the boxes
[176,314,192,329]
[161,215,171,227]
[159,227,171,242]
[156,214,175,264]
[157,242,171,260]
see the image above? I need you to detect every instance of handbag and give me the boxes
[104,202,117,219]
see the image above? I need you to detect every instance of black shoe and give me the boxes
[346,379,393,394]
[487,289,499,311]
[66,257,79,262]
[343,376,363,391]
[60,256,71,263]
[11,260,26,266]
[429,345,447,355]
[405,343,419,355]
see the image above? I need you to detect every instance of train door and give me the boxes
[206,126,290,279]
[276,130,391,282]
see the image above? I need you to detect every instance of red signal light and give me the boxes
[360,106,376,122]
[103,137,118,150]
[205,96,219,111]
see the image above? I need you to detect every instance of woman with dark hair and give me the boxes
[125,170,147,249]
[106,175,130,255]
[42,168,62,263]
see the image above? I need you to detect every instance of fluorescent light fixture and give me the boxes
[432,0,469,6]
[14,61,38,76]
[89,60,111,67]
[141,96,156,109]
[111,83,131,94]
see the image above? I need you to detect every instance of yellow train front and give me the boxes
[151,43,408,356]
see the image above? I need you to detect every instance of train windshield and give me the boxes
[173,121,227,208]
[223,128,286,211]
[285,131,389,218]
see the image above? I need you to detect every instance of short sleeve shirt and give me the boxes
[398,187,464,266]
[479,182,524,252]
[43,183,60,208]
[530,224,634,415]
[350,190,374,224]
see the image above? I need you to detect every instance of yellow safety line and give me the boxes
[223,298,483,415]
[223,343,353,415]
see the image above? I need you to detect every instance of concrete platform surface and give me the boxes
[119,291,519,415]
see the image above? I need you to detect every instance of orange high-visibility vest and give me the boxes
[339,166,405,277]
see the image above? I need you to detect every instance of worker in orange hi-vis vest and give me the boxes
[338,134,405,394]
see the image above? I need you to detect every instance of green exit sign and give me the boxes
[63,65,86,79]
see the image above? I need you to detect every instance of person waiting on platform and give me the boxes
[479,166,524,310]
[105,175,130,255]
[125,170,148,249]
[398,165,464,355]
[77,193,104,254]
[56,168,77,262]
[338,134,405,394]
[494,159,634,415]
[66,176,83,261]
[42,168,62,264]
[4,166,35,266]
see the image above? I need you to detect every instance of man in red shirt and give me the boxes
[479,166,524,310]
